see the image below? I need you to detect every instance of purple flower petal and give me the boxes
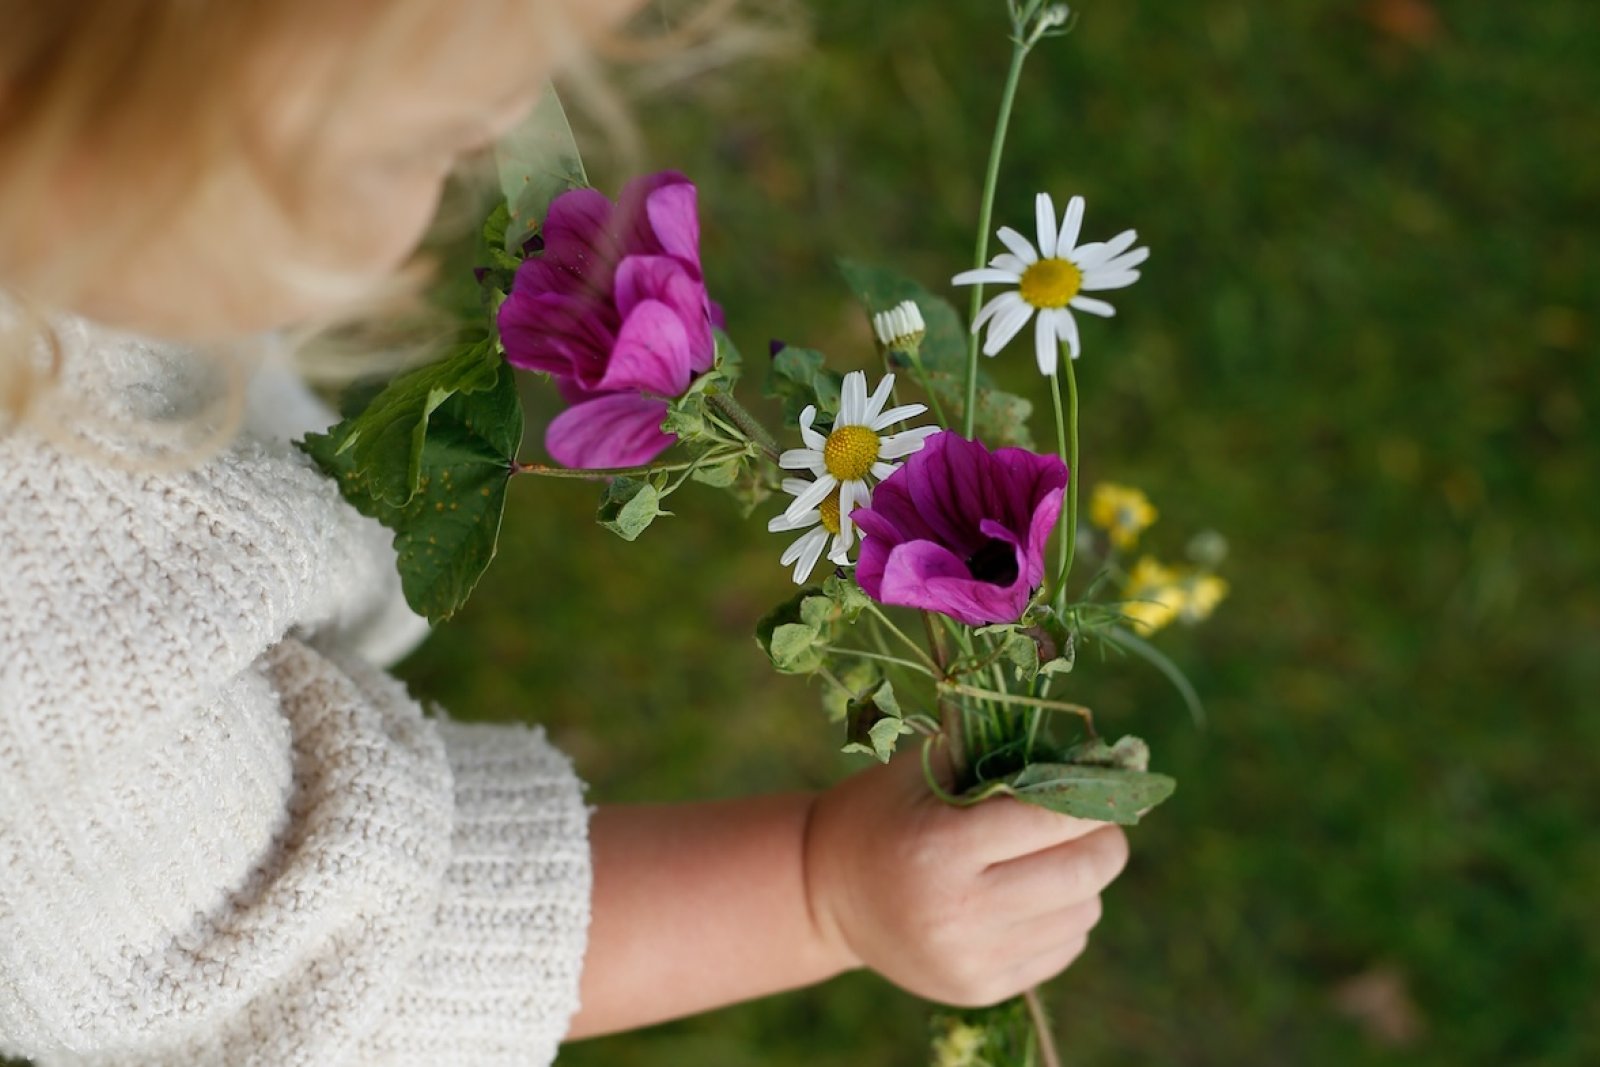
[854,431,1068,626]
[614,255,715,373]
[545,392,675,468]
[597,300,695,396]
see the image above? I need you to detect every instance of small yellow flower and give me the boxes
[1180,573,1230,624]
[1089,482,1158,550]
[1121,556,1185,633]
[931,1021,986,1067]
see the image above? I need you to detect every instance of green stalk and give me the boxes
[1051,348,1080,606]
[708,392,782,460]
[963,39,1031,438]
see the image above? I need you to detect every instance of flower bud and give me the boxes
[871,300,926,353]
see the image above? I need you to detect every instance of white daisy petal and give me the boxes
[794,529,829,584]
[1034,308,1059,376]
[1075,229,1138,270]
[1096,245,1149,274]
[864,373,896,424]
[871,402,927,430]
[982,297,1035,355]
[1036,192,1058,259]
[781,477,813,496]
[781,527,823,567]
[878,425,940,459]
[989,253,1030,274]
[779,448,825,473]
[1056,195,1086,255]
[952,267,1024,287]
[1070,295,1117,317]
[841,371,868,425]
[798,406,826,450]
[1080,270,1142,292]
[768,507,820,533]
[1056,307,1082,359]
[870,461,898,480]
[839,479,863,524]
[784,473,837,520]
[996,226,1039,265]
[973,291,1025,334]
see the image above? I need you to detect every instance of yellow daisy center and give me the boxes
[818,490,842,535]
[1018,257,1083,309]
[823,424,881,481]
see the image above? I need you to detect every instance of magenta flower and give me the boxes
[852,431,1068,626]
[498,171,717,468]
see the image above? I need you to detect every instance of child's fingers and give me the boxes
[981,824,1129,909]
[950,796,1110,865]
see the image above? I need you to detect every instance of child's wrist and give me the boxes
[798,791,863,978]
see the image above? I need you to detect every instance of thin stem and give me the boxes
[512,459,700,480]
[937,681,1095,733]
[1024,988,1063,1067]
[963,39,1031,438]
[904,346,951,429]
[863,603,940,673]
[827,646,937,679]
[919,610,966,775]
[1052,348,1080,606]
[708,393,782,460]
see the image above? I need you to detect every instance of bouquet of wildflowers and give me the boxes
[305,4,1225,1061]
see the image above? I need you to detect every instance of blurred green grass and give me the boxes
[399,2,1600,1064]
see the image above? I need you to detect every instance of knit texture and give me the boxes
[0,321,591,1066]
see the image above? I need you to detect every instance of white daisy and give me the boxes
[872,300,926,352]
[778,370,937,543]
[951,192,1149,375]
[768,477,853,584]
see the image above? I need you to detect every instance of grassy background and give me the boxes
[399,2,1600,1064]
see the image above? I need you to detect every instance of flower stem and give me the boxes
[863,603,941,673]
[511,459,701,480]
[936,681,1095,733]
[1050,347,1080,607]
[828,646,936,679]
[903,346,952,429]
[1024,988,1063,1067]
[963,38,1031,439]
[708,392,782,460]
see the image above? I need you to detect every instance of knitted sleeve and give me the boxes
[0,433,591,1067]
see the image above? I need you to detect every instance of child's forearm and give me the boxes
[566,793,858,1039]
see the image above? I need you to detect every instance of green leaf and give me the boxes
[923,372,1036,450]
[765,346,843,426]
[689,452,745,488]
[1001,630,1040,684]
[821,660,878,723]
[842,680,912,763]
[1062,735,1153,773]
[756,587,831,674]
[303,363,524,623]
[822,575,871,623]
[1003,762,1176,826]
[496,84,588,251]
[800,593,842,631]
[596,477,667,541]
[319,338,502,508]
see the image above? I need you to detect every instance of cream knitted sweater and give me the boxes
[0,320,591,1066]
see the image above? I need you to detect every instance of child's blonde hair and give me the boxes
[0,0,801,442]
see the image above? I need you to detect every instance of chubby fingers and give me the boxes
[984,824,1130,913]
[938,791,1111,868]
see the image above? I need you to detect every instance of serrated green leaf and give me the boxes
[800,593,840,631]
[1003,762,1176,825]
[497,84,588,251]
[769,622,828,674]
[922,371,1035,450]
[822,575,871,623]
[1001,631,1040,684]
[765,346,843,426]
[822,659,879,723]
[322,337,501,508]
[756,587,831,674]
[843,680,911,762]
[303,363,524,623]
[596,477,666,541]
[689,453,745,487]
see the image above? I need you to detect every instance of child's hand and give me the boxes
[803,751,1130,1007]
